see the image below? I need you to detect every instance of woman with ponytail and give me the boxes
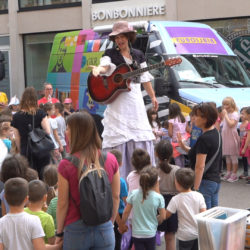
[122,166,165,250]
[156,140,179,250]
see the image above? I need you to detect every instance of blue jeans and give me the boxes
[199,179,220,209]
[63,220,115,250]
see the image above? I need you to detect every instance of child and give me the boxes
[63,98,75,117]
[110,149,128,250]
[43,164,58,228]
[54,103,66,158]
[155,140,179,250]
[165,168,206,250]
[168,103,188,167]
[8,95,20,115]
[188,109,202,148]
[24,180,55,244]
[147,108,165,144]
[0,177,61,250]
[127,148,151,193]
[43,103,63,164]
[240,106,250,183]
[221,97,240,182]
[43,164,58,205]
[122,166,165,250]
[0,154,28,215]
[161,120,171,142]
[25,167,39,182]
[0,120,12,153]
[239,107,249,179]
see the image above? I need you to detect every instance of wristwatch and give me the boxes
[55,231,64,237]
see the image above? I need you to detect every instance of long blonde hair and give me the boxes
[66,111,102,176]
[222,97,238,112]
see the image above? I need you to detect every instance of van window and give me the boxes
[172,55,250,88]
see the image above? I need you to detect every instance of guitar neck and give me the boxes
[123,61,165,79]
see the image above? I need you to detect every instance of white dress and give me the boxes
[100,55,155,149]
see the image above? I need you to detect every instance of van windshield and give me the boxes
[172,55,250,87]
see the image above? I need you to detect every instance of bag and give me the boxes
[27,115,54,159]
[66,151,113,226]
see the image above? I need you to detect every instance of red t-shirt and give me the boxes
[38,97,59,105]
[58,151,119,227]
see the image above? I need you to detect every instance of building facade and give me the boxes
[0,0,249,100]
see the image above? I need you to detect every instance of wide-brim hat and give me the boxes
[109,21,136,41]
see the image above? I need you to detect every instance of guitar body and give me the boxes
[88,64,132,104]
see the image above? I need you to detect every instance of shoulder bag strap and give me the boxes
[203,130,221,174]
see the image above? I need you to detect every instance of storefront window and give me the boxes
[24,33,56,94]
[0,36,10,100]
[19,0,81,9]
[200,18,250,74]
[0,0,8,11]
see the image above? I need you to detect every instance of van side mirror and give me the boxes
[0,51,5,81]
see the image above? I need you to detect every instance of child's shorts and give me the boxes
[158,194,178,233]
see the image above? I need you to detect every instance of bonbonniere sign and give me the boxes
[92,5,166,21]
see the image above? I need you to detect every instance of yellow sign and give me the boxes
[172,37,217,45]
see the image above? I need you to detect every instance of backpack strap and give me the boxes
[99,151,107,169]
[64,155,80,168]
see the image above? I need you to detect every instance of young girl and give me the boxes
[156,140,179,250]
[43,103,63,164]
[239,107,249,179]
[122,166,165,250]
[168,103,188,167]
[240,106,250,183]
[43,164,58,229]
[127,148,151,193]
[0,154,28,215]
[221,97,240,182]
[0,120,12,153]
[147,108,165,144]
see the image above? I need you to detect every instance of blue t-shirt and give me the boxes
[2,139,11,152]
[190,125,202,148]
[127,189,165,238]
[119,177,128,214]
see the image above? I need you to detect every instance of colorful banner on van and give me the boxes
[47,30,111,115]
[165,27,228,55]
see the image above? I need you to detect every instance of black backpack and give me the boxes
[65,152,113,226]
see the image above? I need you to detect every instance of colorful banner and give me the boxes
[47,30,109,115]
[165,27,228,55]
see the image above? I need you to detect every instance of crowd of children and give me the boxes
[0,89,249,250]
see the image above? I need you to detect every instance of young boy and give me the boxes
[0,178,61,250]
[110,149,128,250]
[54,103,66,158]
[166,168,206,250]
[24,180,55,244]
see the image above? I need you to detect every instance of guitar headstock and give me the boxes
[165,57,182,67]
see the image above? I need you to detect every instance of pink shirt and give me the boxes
[58,151,119,227]
[168,117,187,142]
[127,171,140,193]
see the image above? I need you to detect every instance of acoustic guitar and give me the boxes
[87,57,182,104]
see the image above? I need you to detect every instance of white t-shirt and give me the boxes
[167,191,206,241]
[127,170,140,194]
[55,116,66,146]
[0,212,45,250]
[49,117,58,149]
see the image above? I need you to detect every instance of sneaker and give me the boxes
[221,172,231,181]
[227,174,239,183]
[239,174,248,179]
[246,180,250,185]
